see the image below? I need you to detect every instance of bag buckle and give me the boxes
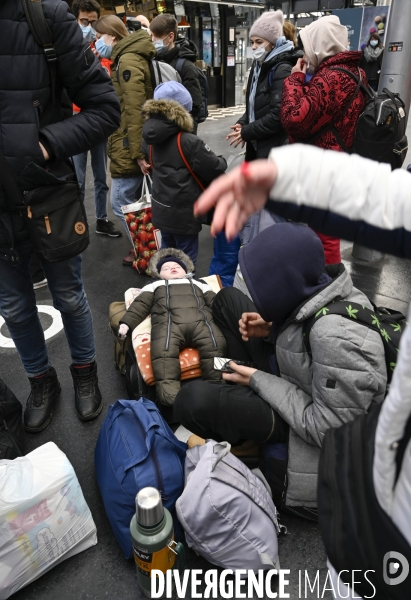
[44,46,57,63]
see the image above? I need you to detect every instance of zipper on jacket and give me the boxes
[44,215,51,234]
[165,281,172,351]
[189,278,217,348]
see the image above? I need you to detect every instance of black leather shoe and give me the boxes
[24,367,61,432]
[70,361,103,421]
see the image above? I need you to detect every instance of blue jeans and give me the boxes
[0,253,95,377]
[161,232,199,267]
[110,176,144,240]
[209,233,241,287]
[73,142,109,220]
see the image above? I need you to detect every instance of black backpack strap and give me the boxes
[22,0,58,106]
[307,67,364,151]
[303,299,405,380]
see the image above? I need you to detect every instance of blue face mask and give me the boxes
[370,40,379,47]
[80,24,96,43]
[95,36,113,59]
[153,37,169,56]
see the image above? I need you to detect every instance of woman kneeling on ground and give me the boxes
[174,222,386,511]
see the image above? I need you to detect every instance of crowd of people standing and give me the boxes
[0,1,406,597]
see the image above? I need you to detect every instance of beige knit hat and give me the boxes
[299,15,348,69]
[249,10,284,46]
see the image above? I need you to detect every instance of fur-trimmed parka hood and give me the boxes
[142,99,193,145]
[149,248,195,279]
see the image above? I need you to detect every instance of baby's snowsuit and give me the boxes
[120,249,226,405]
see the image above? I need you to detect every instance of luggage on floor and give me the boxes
[0,379,24,460]
[176,440,284,572]
[0,442,97,599]
[94,398,187,559]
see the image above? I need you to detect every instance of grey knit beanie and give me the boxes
[249,10,284,46]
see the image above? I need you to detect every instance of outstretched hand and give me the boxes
[194,160,278,241]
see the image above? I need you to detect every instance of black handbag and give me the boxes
[0,154,89,262]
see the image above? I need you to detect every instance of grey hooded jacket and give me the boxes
[249,264,387,507]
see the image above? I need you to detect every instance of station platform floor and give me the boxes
[1,113,410,600]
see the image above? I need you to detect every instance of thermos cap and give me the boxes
[136,487,164,527]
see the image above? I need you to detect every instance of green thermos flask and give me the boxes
[130,487,185,599]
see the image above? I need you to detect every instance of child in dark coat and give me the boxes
[142,81,227,266]
[118,248,226,405]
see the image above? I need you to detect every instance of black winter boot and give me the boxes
[24,367,61,432]
[70,361,103,421]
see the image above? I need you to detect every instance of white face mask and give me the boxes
[252,43,269,62]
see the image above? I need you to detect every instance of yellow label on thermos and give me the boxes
[133,538,176,578]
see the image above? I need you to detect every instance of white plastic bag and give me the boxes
[0,442,97,599]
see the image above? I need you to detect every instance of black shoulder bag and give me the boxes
[0,0,89,263]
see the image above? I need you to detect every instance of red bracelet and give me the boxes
[240,161,251,179]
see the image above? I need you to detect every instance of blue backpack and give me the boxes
[95,398,187,559]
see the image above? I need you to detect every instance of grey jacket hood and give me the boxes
[293,263,352,322]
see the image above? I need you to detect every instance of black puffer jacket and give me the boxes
[120,248,226,405]
[155,38,202,121]
[238,49,302,161]
[142,99,226,235]
[0,0,120,260]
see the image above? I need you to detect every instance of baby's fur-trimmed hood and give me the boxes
[149,248,195,279]
[142,99,194,133]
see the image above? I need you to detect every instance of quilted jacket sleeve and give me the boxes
[241,62,292,142]
[120,289,155,331]
[39,0,120,159]
[249,316,387,447]
[265,144,411,258]
[117,53,149,160]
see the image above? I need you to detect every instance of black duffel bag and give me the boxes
[0,379,24,459]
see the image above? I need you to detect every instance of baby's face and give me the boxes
[160,262,186,280]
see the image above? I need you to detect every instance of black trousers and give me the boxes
[174,288,287,445]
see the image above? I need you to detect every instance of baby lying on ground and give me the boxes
[118,248,226,405]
